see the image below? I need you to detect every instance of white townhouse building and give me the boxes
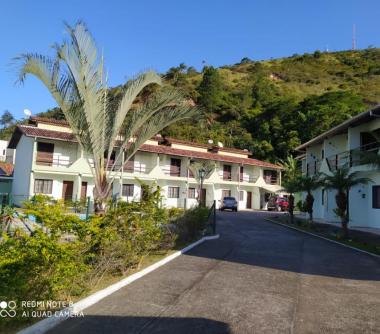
[297,105,380,229]
[8,117,282,210]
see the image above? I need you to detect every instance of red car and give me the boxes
[267,196,289,211]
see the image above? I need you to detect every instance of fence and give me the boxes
[205,200,217,235]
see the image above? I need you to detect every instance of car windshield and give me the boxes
[224,197,235,201]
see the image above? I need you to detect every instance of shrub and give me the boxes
[173,206,209,242]
[0,230,88,327]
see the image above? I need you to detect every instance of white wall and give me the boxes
[12,136,34,206]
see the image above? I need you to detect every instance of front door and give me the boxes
[80,182,88,200]
[200,188,206,206]
[62,181,74,201]
[246,191,252,209]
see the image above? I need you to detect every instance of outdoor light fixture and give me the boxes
[199,167,206,206]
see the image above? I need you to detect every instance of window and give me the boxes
[188,187,196,199]
[222,189,231,198]
[34,179,53,194]
[372,186,380,209]
[122,184,134,197]
[321,149,324,159]
[168,186,180,198]
[239,191,244,201]
[322,189,325,205]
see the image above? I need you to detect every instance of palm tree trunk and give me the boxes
[335,191,348,239]
[306,192,314,222]
[93,176,111,214]
[288,194,295,224]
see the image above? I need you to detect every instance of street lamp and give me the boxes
[199,167,206,206]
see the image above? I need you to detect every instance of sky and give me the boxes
[1,0,380,119]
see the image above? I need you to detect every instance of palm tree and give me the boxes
[322,168,371,239]
[16,22,198,213]
[279,155,300,182]
[298,174,323,222]
[189,160,215,206]
[281,178,300,224]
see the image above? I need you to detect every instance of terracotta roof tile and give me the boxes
[139,144,280,169]
[18,125,77,142]
[12,124,280,169]
[0,162,14,176]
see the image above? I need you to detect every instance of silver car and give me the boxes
[220,196,238,212]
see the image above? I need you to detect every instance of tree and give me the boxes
[279,155,300,182]
[0,111,14,128]
[281,178,300,224]
[16,22,198,213]
[280,155,302,224]
[197,66,224,112]
[322,168,371,239]
[298,174,323,222]
[189,160,215,206]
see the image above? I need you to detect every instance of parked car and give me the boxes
[267,196,289,211]
[220,196,238,212]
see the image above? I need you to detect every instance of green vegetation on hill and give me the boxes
[3,48,380,161]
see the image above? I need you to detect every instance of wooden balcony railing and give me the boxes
[36,152,71,167]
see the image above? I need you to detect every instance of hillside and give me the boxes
[3,48,380,162]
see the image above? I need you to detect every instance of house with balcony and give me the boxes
[296,105,380,229]
[8,117,282,210]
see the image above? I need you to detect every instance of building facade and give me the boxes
[297,106,380,229]
[8,117,282,210]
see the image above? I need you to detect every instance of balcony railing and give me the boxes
[218,171,259,183]
[306,160,321,176]
[36,153,72,167]
[264,175,279,185]
[326,142,380,171]
[161,166,190,177]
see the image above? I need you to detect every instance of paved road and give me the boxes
[50,211,380,333]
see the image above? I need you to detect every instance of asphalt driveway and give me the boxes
[49,211,380,333]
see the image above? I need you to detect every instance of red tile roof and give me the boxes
[0,162,14,177]
[139,144,280,169]
[17,125,77,142]
[29,117,251,155]
[29,116,70,127]
[9,125,281,169]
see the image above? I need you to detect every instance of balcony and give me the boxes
[161,166,191,177]
[36,152,72,167]
[326,142,380,171]
[218,171,259,183]
[107,161,152,174]
[306,160,321,176]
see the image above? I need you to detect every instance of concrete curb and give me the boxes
[265,218,380,259]
[17,234,220,334]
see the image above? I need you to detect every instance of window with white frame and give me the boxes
[188,187,196,199]
[122,184,134,197]
[34,179,53,194]
[239,191,244,201]
[168,186,180,198]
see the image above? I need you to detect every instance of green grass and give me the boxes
[269,215,380,256]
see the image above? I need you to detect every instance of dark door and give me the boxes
[62,181,74,201]
[80,182,88,200]
[36,142,54,166]
[246,191,252,209]
[240,166,244,181]
[170,158,181,176]
[200,188,207,206]
[223,165,232,180]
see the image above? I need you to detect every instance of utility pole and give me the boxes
[352,24,356,50]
